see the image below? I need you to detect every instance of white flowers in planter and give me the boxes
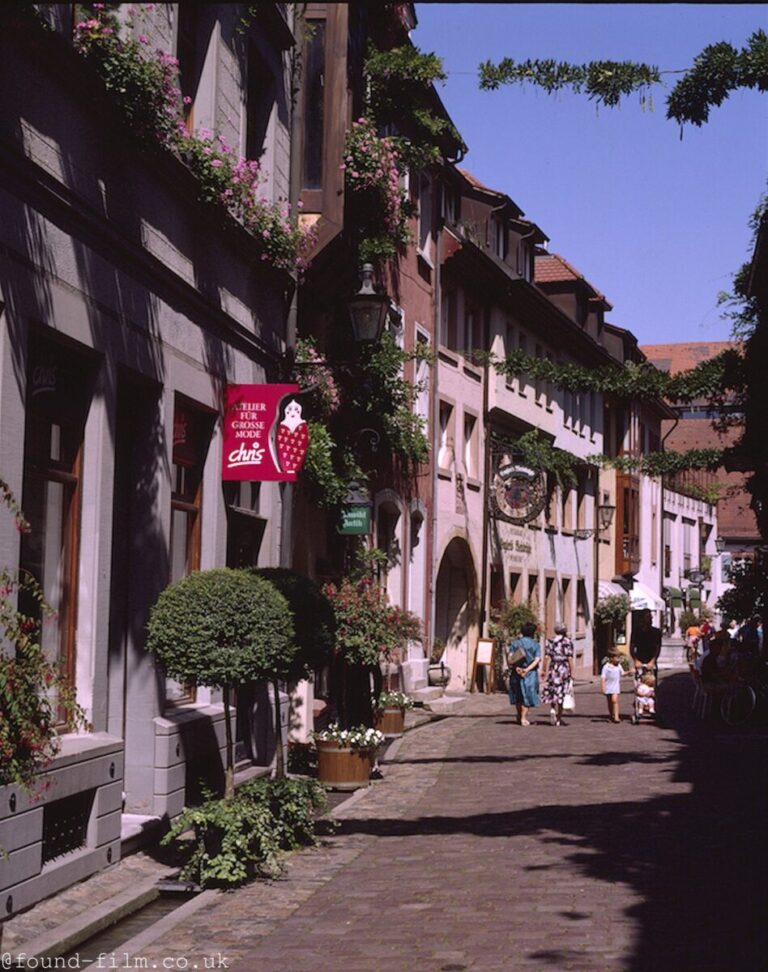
[313,724,385,749]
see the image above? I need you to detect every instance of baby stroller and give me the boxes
[630,665,656,725]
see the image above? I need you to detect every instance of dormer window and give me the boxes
[493,216,508,260]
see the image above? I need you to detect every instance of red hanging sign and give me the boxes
[222,384,310,481]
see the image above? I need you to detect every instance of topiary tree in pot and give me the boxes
[146,568,296,799]
[251,568,335,778]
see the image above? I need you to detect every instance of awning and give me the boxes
[664,586,684,606]
[630,581,665,612]
[598,581,627,599]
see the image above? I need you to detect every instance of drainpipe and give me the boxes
[659,412,680,632]
[279,3,305,570]
[479,303,491,639]
[429,193,443,652]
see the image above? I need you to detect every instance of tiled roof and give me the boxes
[534,253,610,306]
[640,341,736,375]
[456,167,503,197]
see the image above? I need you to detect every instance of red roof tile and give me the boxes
[640,341,737,375]
[534,253,610,307]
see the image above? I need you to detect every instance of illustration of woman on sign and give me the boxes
[272,397,309,476]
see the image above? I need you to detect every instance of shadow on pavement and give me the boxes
[342,673,768,972]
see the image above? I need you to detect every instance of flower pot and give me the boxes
[374,705,405,738]
[315,740,373,791]
[428,663,451,687]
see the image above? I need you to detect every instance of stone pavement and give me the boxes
[8,673,768,971]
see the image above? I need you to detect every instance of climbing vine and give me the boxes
[487,346,745,405]
[479,30,768,126]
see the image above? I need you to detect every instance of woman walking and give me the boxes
[541,622,576,726]
[507,622,541,726]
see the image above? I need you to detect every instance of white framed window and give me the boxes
[417,172,433,262]
[463,411,479,479]
[437,400,455,472]
[518,332,528,396]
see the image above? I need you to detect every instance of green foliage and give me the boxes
[516,430,579,490]
[590,449,725,478]
[365,43,466,167]
[717,558,767,621]
[374,690,414,710]
[491,347,745,405]
[356,332,431,466]
[0,479,88,789]
[302,422,356,509]
[594,594,631,627]
[161,778,329,888]
[478,30,768,125]
[479,56,661,107]
[252,569,335,679]
[146,569,297,687]
[323,577,420,667]
[488,601,539,644]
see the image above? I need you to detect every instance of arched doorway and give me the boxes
[435,536,478,690]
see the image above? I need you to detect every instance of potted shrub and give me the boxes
[427,638,451,687]
[146,568,297,798]
[312,724,385,791]
[373,690,414,737]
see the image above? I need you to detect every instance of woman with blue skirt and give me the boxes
[507,621,541,726]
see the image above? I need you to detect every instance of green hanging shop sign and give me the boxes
[338,505,371,535]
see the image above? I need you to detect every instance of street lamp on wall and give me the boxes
[715,535,726,554]
[347,264,389,345]
[575,502,616,540]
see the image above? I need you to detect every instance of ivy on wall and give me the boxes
[486,347,745,405]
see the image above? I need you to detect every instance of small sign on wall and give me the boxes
[222,384,310,482]
[338,506,371,535]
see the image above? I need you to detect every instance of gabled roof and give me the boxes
[534,253,612,309]
[640,341,736,375]
[455,167,523,218]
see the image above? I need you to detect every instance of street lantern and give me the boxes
[597,503,616,533]
[715,536,726,554]
[348,264,389,344]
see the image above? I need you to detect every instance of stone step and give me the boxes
[423,693,467,713]
[411,686,444,704]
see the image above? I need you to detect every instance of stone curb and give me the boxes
[8,877,159,962]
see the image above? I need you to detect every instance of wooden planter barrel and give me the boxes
[374,705,406,738]
[315,740,373,791]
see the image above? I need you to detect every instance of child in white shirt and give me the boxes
[601,650,626,723]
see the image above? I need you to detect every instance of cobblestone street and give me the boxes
[6,673,767,972]
[98,673,766,972]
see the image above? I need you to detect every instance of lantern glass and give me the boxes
[597,503,616,532]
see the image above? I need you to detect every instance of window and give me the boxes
[417,172,433,261]
[463,412,478,480]
[414,330,430,425]
[505,324,515,389]
[576,579,588,635]
[562,577,573,631]
[518,333,528,396]
[463,305,480,359]
[493,217,507,259]
[302,20,325,190]
[19,335,94,722]
[437,401,455,472]
[562,485,575,532]
[527,574,539,615]
[442,182,458,225]
[167,399,213,703]
[534,344,544,406]
[440,289,457,350]
[177,2,202,129]
[246,43,276,161]
[545,351,554,411]
[509,572,522,604]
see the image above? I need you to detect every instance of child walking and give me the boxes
[601,650,625,723]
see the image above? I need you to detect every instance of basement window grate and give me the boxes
[42,789,95,863]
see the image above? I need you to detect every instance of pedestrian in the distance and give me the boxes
[507,622,540,726]
[540,622,575,726]
[601,649,625,723]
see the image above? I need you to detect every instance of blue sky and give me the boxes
[414,3,768,345]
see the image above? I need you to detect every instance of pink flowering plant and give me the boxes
[72,4,312,273]
[293,338,341,417]
[0,479,87,790]
[342,117,412,263]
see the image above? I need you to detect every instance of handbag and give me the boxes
[507,646,526,668]
[563,680,576,711]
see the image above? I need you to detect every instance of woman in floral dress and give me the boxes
[540,622,576,726]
